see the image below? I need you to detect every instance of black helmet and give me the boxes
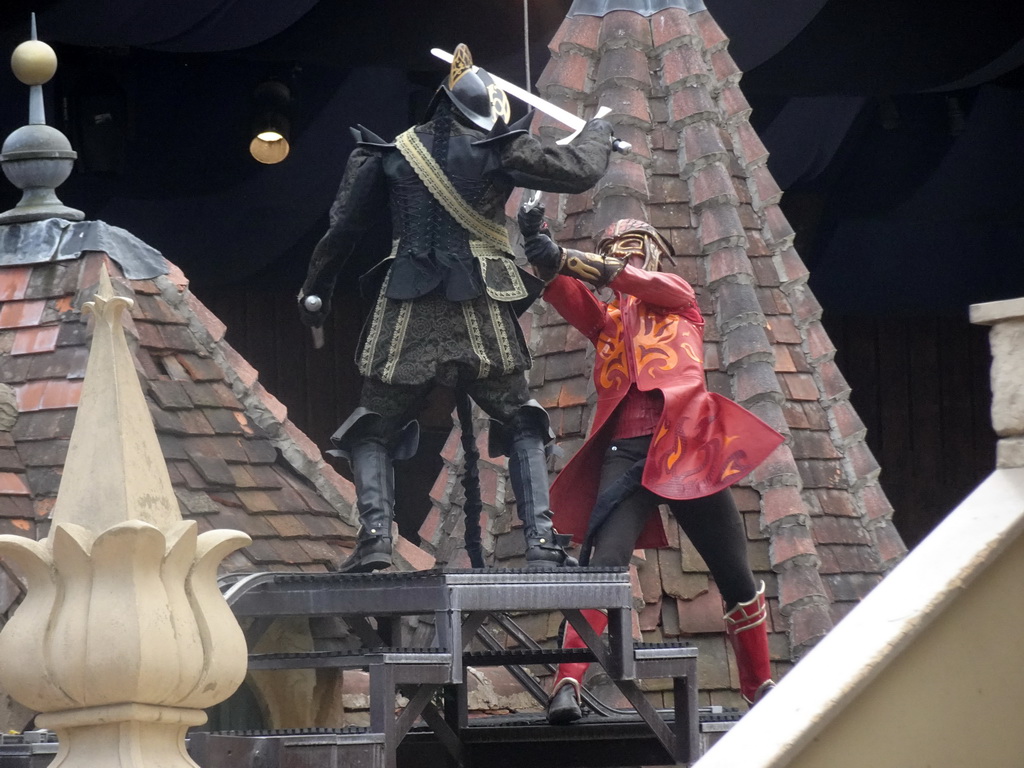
[425,44,509,131]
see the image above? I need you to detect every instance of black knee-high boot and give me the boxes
[337,439,395,573]
[507,431,578,569]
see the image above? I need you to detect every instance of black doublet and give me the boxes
[381,130,497,301]
[302,112,613,386]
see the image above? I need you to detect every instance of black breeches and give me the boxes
[357,372,532,438]
[588,435,757,608]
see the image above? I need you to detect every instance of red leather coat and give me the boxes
[543,266,783,549]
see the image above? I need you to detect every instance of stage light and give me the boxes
[250,113,289,164]
[249,80,291,164]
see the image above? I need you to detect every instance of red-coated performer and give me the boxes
[517,209,785,724]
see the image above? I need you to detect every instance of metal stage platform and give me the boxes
[199,567,733,768]
[187,709,742,768]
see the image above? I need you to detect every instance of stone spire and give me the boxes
[0,264,251,767]
[48,267,181,531]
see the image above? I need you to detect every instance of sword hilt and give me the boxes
[301,294,326,348]
[521,189,542,212]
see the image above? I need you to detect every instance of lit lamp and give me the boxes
[249,80,290,164]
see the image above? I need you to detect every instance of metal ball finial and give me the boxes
[11,40,57,86]
[0,16,84,224]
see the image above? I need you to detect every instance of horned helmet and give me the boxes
[596,219,674,272]
[425,44,511,131]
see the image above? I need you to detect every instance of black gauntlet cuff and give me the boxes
[561,248,626,288]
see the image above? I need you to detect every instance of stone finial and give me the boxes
[0,265,251,768]
[49,268,181,530]
[970,296,1024,468]
[0,15,84,224]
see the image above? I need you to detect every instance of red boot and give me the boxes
[723,582,776,705]
[547,609,608,724]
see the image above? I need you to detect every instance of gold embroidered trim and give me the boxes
[470,241,529,302]
[359,270,393,375]
[461,301,491,379]
[486,296,516,374]
[395,128,511,254]
[382,299,412,384]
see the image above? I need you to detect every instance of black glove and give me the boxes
[518,203,563,279]
[585,117,614,137]
[523,232,562,273]
[298,292,330,328]
[517,204,546,239]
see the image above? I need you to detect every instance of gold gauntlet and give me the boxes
[561,248,626,288]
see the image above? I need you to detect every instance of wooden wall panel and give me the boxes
[825,314,996,548]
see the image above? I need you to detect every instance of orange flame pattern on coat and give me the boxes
[719,434,742,480]
[597,307,705,391]
[650,424,747,492]
[665,435,684,470]
[635,312,680,379]
[597,309,629,391]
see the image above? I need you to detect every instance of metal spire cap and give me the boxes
[0,15,84,225]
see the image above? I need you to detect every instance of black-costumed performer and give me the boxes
[299,45,615,573]
[518,210,785,721]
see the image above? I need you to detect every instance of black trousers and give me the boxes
[589,435,756,608]
[355,372,543,450]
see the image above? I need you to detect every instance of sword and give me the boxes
[431,48,631,154]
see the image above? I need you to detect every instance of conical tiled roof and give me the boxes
[419,1,907,703]
[544,0,908,668]
[0,243,439,617]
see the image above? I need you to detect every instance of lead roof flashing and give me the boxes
[568,0,706,17]
[0,218,168,280]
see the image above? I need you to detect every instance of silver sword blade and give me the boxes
[431,47,585,131]
[430,48,630,153]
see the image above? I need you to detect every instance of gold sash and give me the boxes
[394,128,512,254]
[394,128,529,304]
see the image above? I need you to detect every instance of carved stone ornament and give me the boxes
[0,266,251,768]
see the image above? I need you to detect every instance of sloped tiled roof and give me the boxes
[0,245,437,616]
[418,1,906,703]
